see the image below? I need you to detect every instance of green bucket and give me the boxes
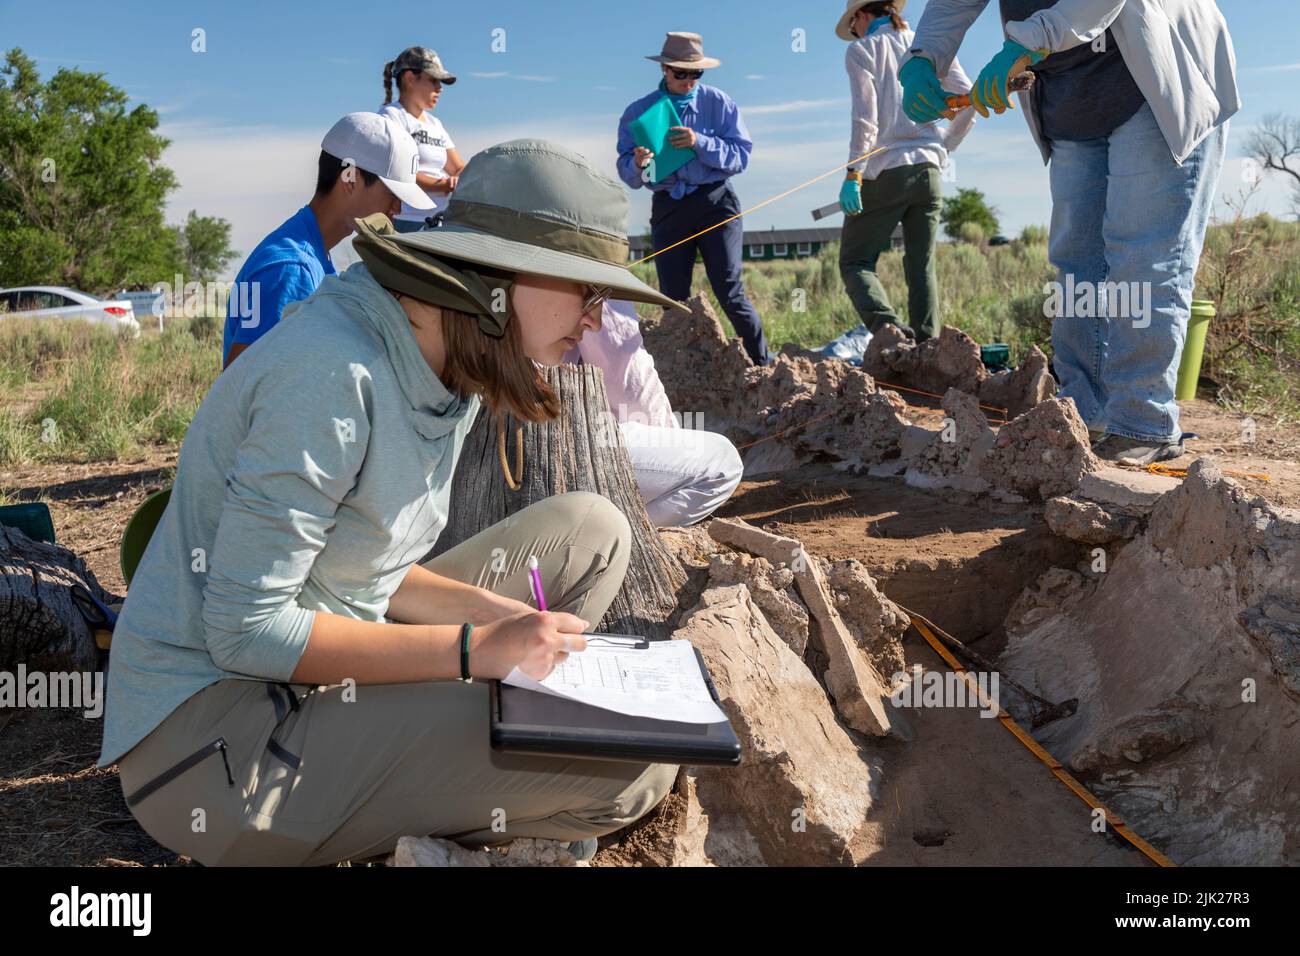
[120,486,171,588]
[0,501,57,544]
[1176,300,1215,401]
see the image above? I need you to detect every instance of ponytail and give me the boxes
[862,1,908,33]
[382,61,395,104]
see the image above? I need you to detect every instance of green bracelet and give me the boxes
[459,622,473,682]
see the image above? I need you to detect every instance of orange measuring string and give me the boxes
[732,381,1008,452]
[901,607,1176,868]
[639,145,890,264]
[1145,462,1270,482]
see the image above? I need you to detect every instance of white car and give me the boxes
[0,286,141,335]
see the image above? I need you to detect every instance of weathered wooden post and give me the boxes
[431,364,687,639]
[0,526,115,672]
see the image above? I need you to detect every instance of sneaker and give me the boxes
[566,837,598,862]
[1091,433,1185,466]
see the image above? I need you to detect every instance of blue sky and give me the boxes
[3,0,1295,275]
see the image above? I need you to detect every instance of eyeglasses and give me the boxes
[668,68,703,81]
[582,285,613,315]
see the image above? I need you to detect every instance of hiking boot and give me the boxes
[566,837,599,862]
[1091,433,1185,466]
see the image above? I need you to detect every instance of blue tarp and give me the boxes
[817,323,872,365]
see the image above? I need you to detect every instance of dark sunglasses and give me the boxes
[668,68,703,80]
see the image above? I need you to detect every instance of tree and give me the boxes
[1244,113,1300,216]
[175,210,237,283]
[0,48,181,291]
[941,187,1000,242]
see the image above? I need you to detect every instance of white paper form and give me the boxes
[503,638,726,724]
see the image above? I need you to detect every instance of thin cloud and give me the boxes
[745,74,765,80]
[1250,62,1300,73]
[468,71,557,82]
[745,98,846,115]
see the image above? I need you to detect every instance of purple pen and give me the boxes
[528,555,548,611]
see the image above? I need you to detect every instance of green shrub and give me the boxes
[958,222,986,246]
[0,318,219,464]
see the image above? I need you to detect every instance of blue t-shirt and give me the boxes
[222,205,335,362]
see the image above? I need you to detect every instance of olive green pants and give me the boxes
[839,162,942,342]
[117,491,677,866]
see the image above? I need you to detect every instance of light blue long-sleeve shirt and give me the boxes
[98,262,480,767]
[616,83,753,200]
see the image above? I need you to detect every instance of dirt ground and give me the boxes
[1,399,1295,866]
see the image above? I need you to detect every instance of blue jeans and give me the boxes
[1048,102,1226,442]
[651,181,769,365]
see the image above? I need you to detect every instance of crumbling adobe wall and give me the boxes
[862,324,987,397]
[641,294,1063,482]
[641,295,911,470]
[999,460,1300,864]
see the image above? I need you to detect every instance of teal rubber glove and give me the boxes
[899,56,949,124]
[971,40,1046,117]
[839,178,863,215]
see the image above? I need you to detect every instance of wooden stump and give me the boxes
[0,525,119,673]
[432,364,687,638]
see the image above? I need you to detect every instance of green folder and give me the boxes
[628,95,696,183]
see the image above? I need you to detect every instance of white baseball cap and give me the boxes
[320,112,434,210]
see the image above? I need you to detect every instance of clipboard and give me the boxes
[627,96,696,183]
[489,635,741,766]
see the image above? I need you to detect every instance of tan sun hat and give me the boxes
[381,139,681,316]
[645,32,721,70]
[835,0,907,41]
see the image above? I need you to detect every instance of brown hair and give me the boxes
[382,61,397,104]
[436,304,560,426]
[860,1,907,33]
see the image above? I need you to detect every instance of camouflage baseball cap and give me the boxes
[391,46,456,84]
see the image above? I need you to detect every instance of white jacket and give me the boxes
[905,0,1239,164]
[848,25,976,180]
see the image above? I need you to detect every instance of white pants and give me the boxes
[621,421,743,528]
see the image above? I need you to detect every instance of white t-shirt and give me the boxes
[378,103,456,220]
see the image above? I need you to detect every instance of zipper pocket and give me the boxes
[124,736,235,808]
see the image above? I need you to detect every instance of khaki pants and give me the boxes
[117,492,678,866]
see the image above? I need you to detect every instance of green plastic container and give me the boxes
[1176,300,1215,400]
[980,343,1011,372]
[120,486,171,588]
[0,502,56,543]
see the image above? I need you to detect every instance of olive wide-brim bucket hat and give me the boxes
[389,139,681,312]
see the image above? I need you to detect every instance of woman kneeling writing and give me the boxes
[99,140,682,866]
